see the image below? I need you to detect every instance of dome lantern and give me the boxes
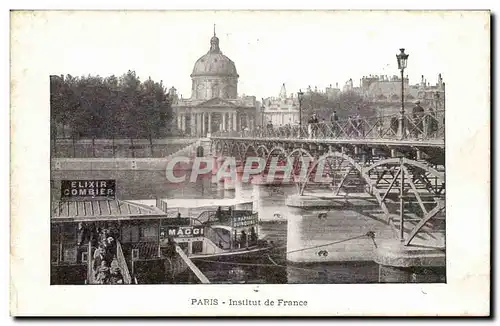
[209,24,220,53]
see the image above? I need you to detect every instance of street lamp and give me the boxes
[297,89,304,138]
[396,48,409,139]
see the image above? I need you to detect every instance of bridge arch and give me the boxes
[266,146,288,163]
[227,142,245,162]
[256,145,270,158]
[213,140,223,155]
[286,148,315,162]
[243,144,257,161]
[222,142,231,156]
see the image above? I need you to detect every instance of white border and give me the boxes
[8,3,493,318]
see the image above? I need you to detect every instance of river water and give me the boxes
[51,170,379,284]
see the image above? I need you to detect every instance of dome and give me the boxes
[191,34,239,78]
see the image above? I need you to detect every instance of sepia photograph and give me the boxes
[49,12,446,286]
[10,8,490,316]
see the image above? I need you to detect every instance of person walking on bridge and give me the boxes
[308,113,319,139]
[330,110,339,137]
[412,100,425,138]
[354,107,364,138]
[426,107,438,138]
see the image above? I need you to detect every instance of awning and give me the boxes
[51,199,168,223]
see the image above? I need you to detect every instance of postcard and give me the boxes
[10,10,490,316]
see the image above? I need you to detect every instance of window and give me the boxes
[122,224,140,243]
[61,223,77,244]
[81,252,89,263]
[63,246,77,264]
[140,224,158,242]
[178,242,188,254]
[51,244,59,264]
[192,241,203,254]
[51,224,60,264]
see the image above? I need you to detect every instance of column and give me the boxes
[197,113,202,136]
[190,113,196,136]
[222,112,226,132]
[232,112,237,132]
[208,113,212,134]
[181,114,186,132]
[201,112,205,136]
[177,114,181,130]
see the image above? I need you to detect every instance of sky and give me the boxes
[16,10,487,100]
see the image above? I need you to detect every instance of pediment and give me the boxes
[196,97,237,108]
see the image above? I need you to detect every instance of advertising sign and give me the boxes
[60,180,116,201]
[161,226,204,239]
[232,214,258,229]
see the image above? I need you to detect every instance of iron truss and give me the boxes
[211,115,445,247]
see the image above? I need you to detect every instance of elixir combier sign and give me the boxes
[60,180,116,200]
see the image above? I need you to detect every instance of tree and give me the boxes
[328,91,371,119]
[299,90,372,124]
[49,71,174,138]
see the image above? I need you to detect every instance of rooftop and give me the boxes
[51,199,167,222]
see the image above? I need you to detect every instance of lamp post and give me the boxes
[396,48,409,139]
[297,89,304,138]
[396,48,409,242]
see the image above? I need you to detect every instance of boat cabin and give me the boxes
[153,199,265,259]
[50,199,189,284]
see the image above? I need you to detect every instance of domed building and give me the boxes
[173,28,257,137]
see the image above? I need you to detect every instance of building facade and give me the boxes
[342,74,446,115]
[172,30,257,137]
[261,83,300,127]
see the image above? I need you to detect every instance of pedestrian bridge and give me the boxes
[210,110,445,249]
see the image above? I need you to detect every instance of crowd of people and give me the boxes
[234,227,258,249]
[91,227,124,285]
[255,101,441,139]
[77,223,124,285]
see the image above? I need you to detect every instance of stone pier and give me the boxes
[374,240,445,283]
[251,175,297,223]
[285,194,395,263]
[285,192,446,282]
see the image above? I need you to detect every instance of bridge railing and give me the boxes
[213,110,445,141]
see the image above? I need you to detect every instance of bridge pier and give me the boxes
[285,193,445,282]
[251,175,295,223]
[374,239,445,283]
[285,194,395,263]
